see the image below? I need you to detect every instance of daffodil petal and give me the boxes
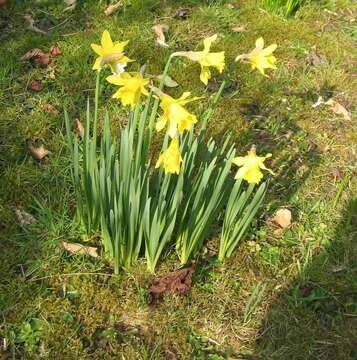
[203,34,218,53]
[91,44,103,56]
[101,30,113,51]
[92,57,102,70]
[199,66,211,85]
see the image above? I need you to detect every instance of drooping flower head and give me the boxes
[232,148,274,184]
[155,138,183,175]
[172,34,225,85]
[235,37,277,77]
[156,91,201,138]
[106,72,149,109]
[91,30,133,74]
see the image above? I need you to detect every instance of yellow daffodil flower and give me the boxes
[155,138,183,175]
[232,148,274,184]
[106,73,149,109]
[91,30,133,74]
[235,37,277,77]
[156,91,200,138]
[172,34,225,85]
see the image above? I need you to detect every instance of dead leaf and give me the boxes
[21,48,43,61]
[164,350,177,360]
[62,241,99,258]
[272,209,292,229]
[174,7,191,19]
[28,80,43,92]
[49,67,56,80]
[64,0,76,12]
[21,48,50,67]
[152,24,169,47]
[325,99,351,121]
[50,43,62,56]
[23,14,47,34]
[0,0,6,8]
[28,143,51,160]
[231,25,247,33]
[104,0,123,16]
[14,209,36,226]
[147,262,195,305]
[307,47,328,67]
[40,103,58,114]
[74,119,84,138]
[156,74,178,88]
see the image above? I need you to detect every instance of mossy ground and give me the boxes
[0,0,356,359]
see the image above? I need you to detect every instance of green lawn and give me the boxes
[1,0,356,359]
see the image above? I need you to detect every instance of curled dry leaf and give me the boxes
[62,241,99,258]
[231,25,247,33]
[156,74,178,88]
[104,0,123,16]
[152,24,169,47]
[174,7,191,19]
[40,103,58,114]
[21,48,50,67]
[28,80,43,92]
[272,208,292,229]
[74,119,84,138]
[147,262,195,305]
[28,143,51,160]
[50,43,62,56]
[64,0,76,12]
[14,209,36,226]
[24,14,47,34]
[325,99,351,121]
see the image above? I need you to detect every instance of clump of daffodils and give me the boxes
[66,29,280,273]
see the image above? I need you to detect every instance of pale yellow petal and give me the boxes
[261,44,277,56]
[91,44,103,56]
[203,34,218,53]
[92,57,102,70]
[255,37,264,50]
[101,30,113,51]
[199,66,211,85]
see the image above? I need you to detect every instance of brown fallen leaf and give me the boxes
[21,48,43,61]
[0,0,6,8]
[164,350,177,360]
[174,7,191,19]
[24,14,47,34]
[74,119,84,138]
[49,66,56,80]
[307,47,328,67]
[325,99,351,121]
[50,43,62,56]
[231,25,247,33]
[104,0,123,16]
[152,24,169,47]
[272,209,292,229]
[40,103,58,114]
[14,209,36,226]
[62,241,99,258]
[28,143,51,160]
[147,262,195,305]
[28,80,43,92]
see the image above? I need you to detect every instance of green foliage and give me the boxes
[262,0,304,17]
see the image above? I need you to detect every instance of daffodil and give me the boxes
[106,72,149,109]
[235,37,277,77]
[172,34,225,85]
[155,138,183,175]
[91,30,133,74]
[156,91,200,138]
[232,148,274,184]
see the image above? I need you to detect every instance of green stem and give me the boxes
[93,70,101,141]
[201,79,226,130]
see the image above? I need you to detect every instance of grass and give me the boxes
[0,0,356,358]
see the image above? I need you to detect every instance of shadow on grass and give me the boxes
[255,197,357,360]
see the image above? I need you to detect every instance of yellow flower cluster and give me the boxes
[91,30,277,182]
